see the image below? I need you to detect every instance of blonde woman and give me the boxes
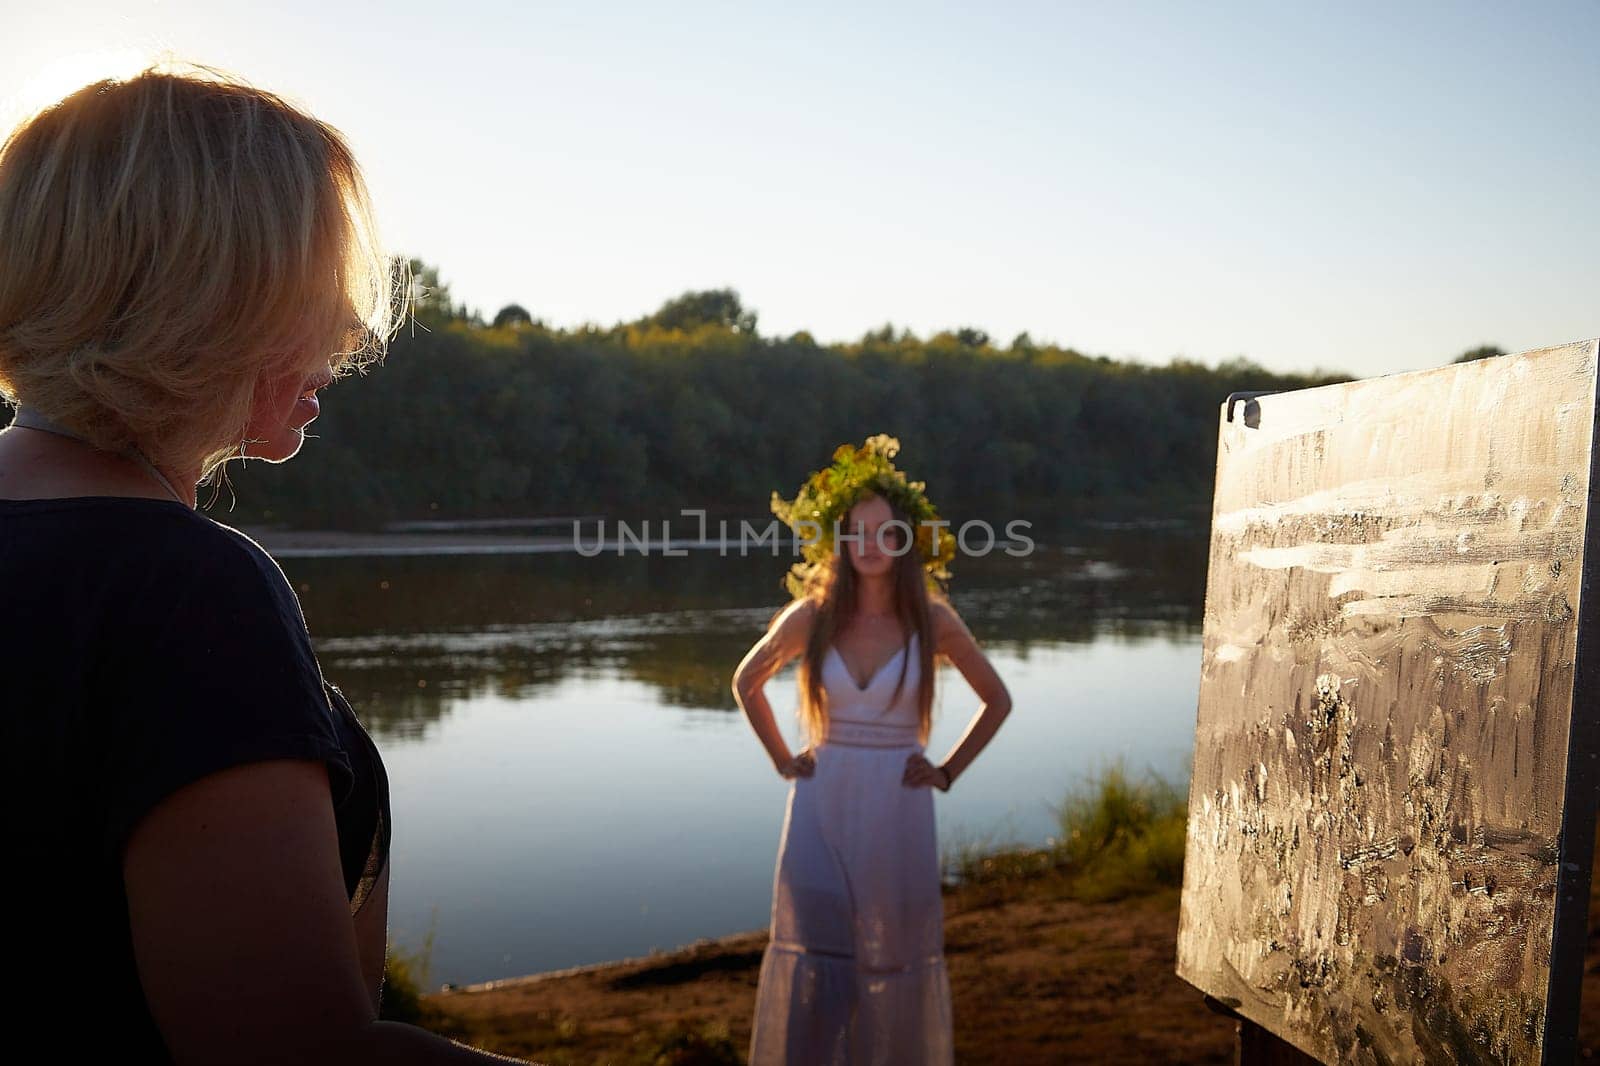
[734,438,1014,1064]
[0,68,529,1064]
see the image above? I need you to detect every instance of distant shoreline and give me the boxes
[241,523,1036,560]
[243,527,586,558]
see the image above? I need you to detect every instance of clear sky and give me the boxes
[4,1,1596,378]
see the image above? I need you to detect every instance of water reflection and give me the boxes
[286,524,1208,739]
[273,521,1212,984]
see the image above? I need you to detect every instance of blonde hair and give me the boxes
[0,62,400,480]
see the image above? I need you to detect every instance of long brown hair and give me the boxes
[774,493,944,747]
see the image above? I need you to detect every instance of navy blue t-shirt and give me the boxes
[0,495,390,1060]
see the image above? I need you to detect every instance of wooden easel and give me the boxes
[1203,996,1320,1065]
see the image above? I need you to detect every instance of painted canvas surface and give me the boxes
[1176,341,1600,1063]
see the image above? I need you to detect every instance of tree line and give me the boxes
[214,261,1482,531]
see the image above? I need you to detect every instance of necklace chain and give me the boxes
[7,406,191,508]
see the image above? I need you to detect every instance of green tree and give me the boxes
[492,304,535,329]
[646,289,757,334]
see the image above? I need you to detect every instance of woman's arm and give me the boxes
[924,599,1013,786]
[123,759,531,1065]
[731,598,816,775]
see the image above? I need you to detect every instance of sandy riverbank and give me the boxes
[412,836,1600,1065]
[420,872,1229,1065]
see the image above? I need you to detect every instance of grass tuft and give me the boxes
[939,759,1191,905]
[1051,758,1189,901]
[623,1019,743,1065]
[381,912,439,1024]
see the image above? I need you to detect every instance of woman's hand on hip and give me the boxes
[903,752,951,791]
[778,748,815,779]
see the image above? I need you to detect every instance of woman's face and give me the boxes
[240,359,335,462]
[842,494,905,579]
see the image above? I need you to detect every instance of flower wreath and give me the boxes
[769,434,957,599]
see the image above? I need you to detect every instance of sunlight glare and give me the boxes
[1,46,156,131]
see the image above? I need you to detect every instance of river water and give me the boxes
[280,521,1208,987]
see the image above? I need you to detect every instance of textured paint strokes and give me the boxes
[1176,341,1599,1064]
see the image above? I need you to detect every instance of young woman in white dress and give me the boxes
[732,482,1013,1065]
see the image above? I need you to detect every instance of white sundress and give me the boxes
[748,630,955,1065]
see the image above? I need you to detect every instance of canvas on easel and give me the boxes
[1176,340,1600,1063]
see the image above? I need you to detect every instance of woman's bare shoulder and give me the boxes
[928,595,960,628]
[927,596,973,654]
[735,598,817,688]
[771,596,819,643]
